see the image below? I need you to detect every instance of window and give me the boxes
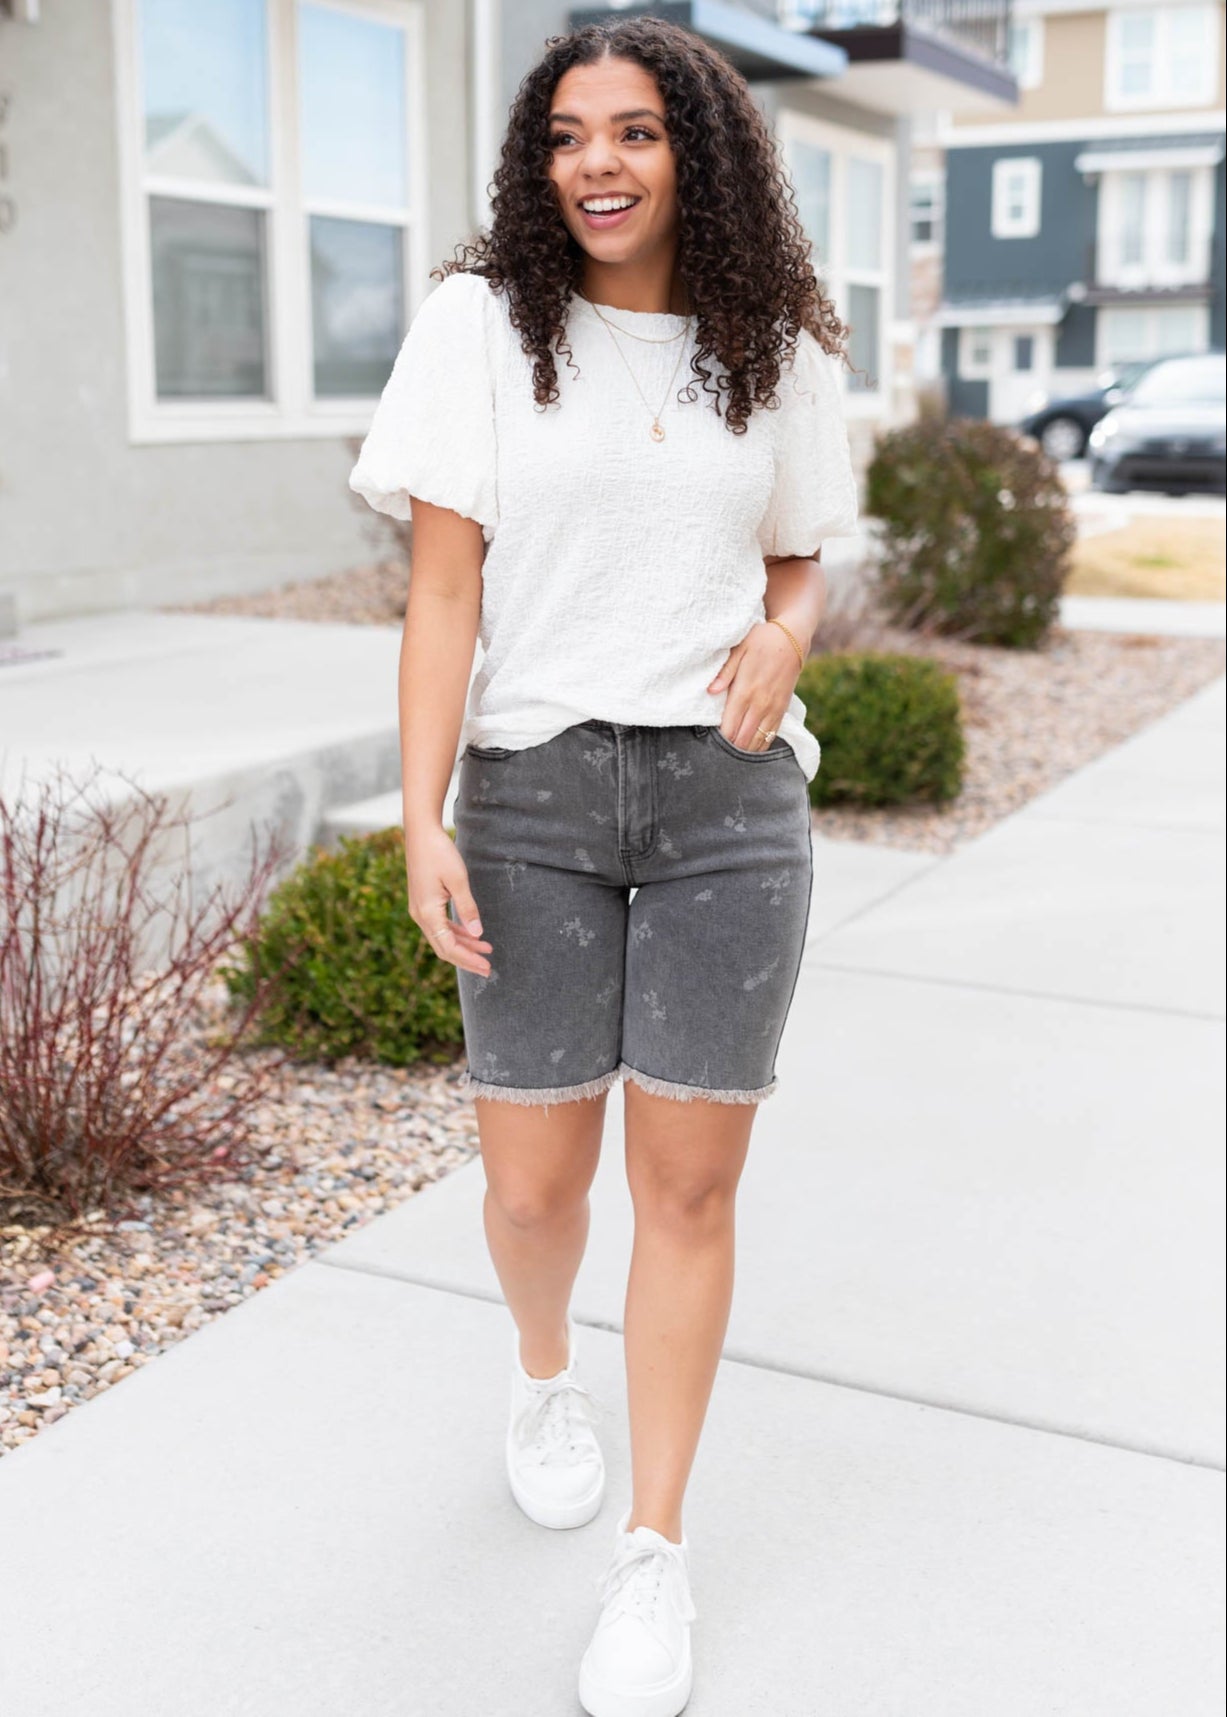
[1013,334,1034,372]
[779,113,892,411]
[845,156,885,394]
[909,172,944,248]
[1097,303,1208,364]
[788,138,832,270]
[1007,16,1044,90]
[119,0,425,440]
[1105,5,1219,109]
[960,327,994,378]
[991,157,1041,239]
[1096,166,1214,286]
[1166,170,1192,266]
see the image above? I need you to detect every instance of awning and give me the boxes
[1075,137,1225,175]
[935,298,1067,328]
[568,2,848,82]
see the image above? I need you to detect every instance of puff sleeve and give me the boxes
[348,271,498,539]
[756,329,859,558]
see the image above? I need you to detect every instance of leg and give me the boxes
[450,732,630,1376]
[622,1083,755,1542]
[477,1090,608,1377]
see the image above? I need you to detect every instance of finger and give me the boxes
[707,646,740,691]
[450,888,485,935]
[440,900,492,952]
[435,918,492,975]
[442,913,494,954]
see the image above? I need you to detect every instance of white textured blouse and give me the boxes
[348,270,859,781]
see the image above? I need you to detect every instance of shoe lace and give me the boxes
[595,1538,697,1627]
[512,1374,610,1467]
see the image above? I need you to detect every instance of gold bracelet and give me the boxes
[765,616,807,672]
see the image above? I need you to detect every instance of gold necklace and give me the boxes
[577,290,691,343]
[585,297,694,443]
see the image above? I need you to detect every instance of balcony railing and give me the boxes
[758,0,1014,69]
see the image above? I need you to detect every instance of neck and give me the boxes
[579,256,692,316]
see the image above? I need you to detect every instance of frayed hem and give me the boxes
[618,1061,779,1105]
[458,1066,621,1112]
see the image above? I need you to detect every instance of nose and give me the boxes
[578,133,623,178]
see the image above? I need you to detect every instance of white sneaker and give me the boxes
[506,1313,606,1529]
[578,1506,697,1717]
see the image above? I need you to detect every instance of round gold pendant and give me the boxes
[650,421,665,442]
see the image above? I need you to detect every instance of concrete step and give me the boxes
[1,610,406,957]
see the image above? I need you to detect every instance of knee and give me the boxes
[486,1179,586,1232]
[631,1172,738,1238]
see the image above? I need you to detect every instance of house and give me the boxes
[921,0,1227,426]
[0,0,1014,626]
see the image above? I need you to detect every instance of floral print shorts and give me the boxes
[449,719,814,1109]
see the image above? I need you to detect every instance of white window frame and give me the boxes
[1104,4,1220,112]
[1095,164,1215,287]
[959,326,995,379]
[1095,302,1211,366]
[112,0,430,445]
[909,168,945,252]
[991,157,1042,239]
[1007,15,1045,91]
[776,109,895,420]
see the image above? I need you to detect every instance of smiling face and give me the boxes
[546,55,681,285]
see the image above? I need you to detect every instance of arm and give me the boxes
[399,496,492,977]
[763,551,826,658]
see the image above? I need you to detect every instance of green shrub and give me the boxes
[865,415,1076,648]
[220,827,463,1066]
[797,652,965,807]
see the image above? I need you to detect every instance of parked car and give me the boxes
[1017,358,1164,462]
[1087,354,1227,496]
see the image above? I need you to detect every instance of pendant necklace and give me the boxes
[581,293,694,443]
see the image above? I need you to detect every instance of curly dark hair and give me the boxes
[430,15,851,435]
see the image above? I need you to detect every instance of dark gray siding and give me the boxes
[944,141,1097,301]
[940,328,988,418]
[1056,303,1096,368]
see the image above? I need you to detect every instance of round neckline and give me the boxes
[572,291,691,328]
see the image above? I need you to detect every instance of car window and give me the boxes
[1129,356,1227,407]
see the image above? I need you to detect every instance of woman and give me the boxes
[349,16,858,1716]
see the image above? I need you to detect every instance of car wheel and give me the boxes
[1040,415,1086,462]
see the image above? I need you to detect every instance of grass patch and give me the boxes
[1066,516,1226,601]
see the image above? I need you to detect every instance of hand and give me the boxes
[706,621,801,751]
[405,825,493,977]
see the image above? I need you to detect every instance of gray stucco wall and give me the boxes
[1213,158,1226,350]
[0,1,475,624]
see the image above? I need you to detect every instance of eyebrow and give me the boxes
[547,108,666,126]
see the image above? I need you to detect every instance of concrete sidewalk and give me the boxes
[1,676,1223,1717]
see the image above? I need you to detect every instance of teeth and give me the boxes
[581,196,637,213]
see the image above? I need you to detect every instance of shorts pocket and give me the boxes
[704,726,794,762]
[465,741,516,760]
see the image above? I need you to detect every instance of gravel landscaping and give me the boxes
[167,557,1227,855]
[3,557,1222,1457]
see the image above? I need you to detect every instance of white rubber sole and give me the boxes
[577,1639,693,1717]
[505,1439,606,1529]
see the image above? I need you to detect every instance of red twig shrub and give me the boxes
[0,762,293,1231]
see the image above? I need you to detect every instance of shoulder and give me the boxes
[410,270,500,340]
[781,327,839,394]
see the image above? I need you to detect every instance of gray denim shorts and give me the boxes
[449,719,814,1109]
